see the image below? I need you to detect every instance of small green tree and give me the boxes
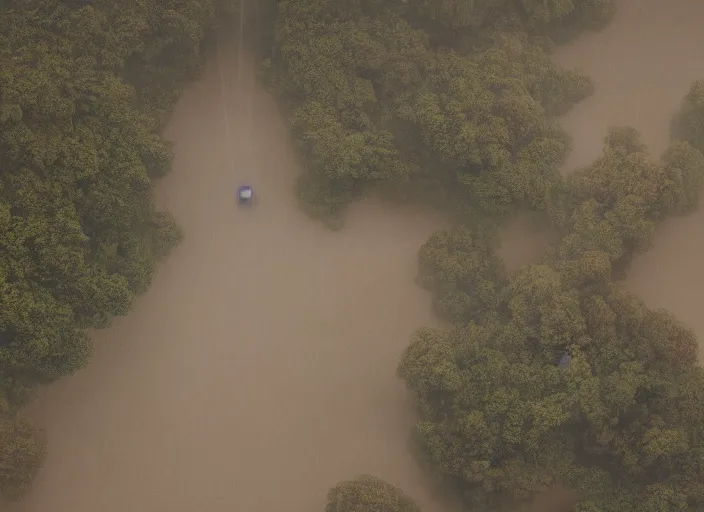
[0,397,46,501]
[325,475,422,512]
[417,225,507,322]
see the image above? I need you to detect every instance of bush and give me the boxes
[672,80,704,154]
[325,475,422,512]
[0,0,219,498]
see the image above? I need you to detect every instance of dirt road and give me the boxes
[552,0,704,351]
[9,23,449,512]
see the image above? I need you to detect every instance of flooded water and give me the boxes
[553,0,704,352]
[11,1,704,510]
[8,29,449,512]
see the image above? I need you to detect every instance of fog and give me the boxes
[9,0,704,510]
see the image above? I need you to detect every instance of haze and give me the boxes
[8,0,704,511]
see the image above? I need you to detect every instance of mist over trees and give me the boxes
[265,0,599,222]
[672,80,704,155]
[395,105,704,511]
[0,0,230,499]
[265,0,704,511]
[4,0,704,510]
[394,86,704,512]
[325,475,422,512]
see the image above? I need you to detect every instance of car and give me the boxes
[237,185,255,206]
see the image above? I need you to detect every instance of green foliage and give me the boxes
[0,0,219,499]
[325,475,422,512]
[151,210,184,261]
[402,0,615,47]
[269,0,593,221]
[417,225,507,322]
[0,396,46,501]
[547,128,704,274]
[271,0,424,218]
[398,35,587,215]
[672,79,704,154]
[399,96,704,512]
[0,0,209,383]
[269,7,704,509]
[407,0,606,30]
[399,272,704,511]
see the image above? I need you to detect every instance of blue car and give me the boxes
[238,185,254,206]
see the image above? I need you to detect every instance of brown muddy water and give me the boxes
[9,1,704,510]
[552,0,704,352]
[7,31,450,512]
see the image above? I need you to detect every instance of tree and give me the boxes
[547,128,704,275]
[0,0,216,382]
[417,224,507,322]
[269,0,428,219]
[400,120,704,511]
[0,0,219,498]
[398,320,578,511]
[269,0,594,221]
[400,267,704,511]
[660,141,704,215]
[396,35,589,215]
[325,475,422,512]
[402,107,704,509]
[672,79,704,154]
[267,4,704,512]
[404,0,615,44]
[0,396,46,501]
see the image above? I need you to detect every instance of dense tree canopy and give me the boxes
[399,122,704,511]
[405,0,615,37]
[267,0,594,221]
[417,225,508,322]
[672,80,704,155]
[547,128,704,275]
[400,287,704,511]
[0,396,45,501]
[0,0,224,500]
